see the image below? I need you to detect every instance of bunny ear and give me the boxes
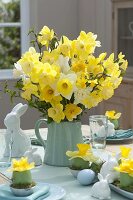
[16,104,28,117]
[105,174,111,183]
[12,103,23,113]
[98,173,103,181]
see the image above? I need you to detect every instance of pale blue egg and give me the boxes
[77,169,95,186]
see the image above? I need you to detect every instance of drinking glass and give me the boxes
[89,115,108,149]
[0,132,11,167]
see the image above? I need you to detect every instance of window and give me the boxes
[0,0,29,79]
[112,0,133,78]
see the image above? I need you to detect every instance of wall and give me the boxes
[0,0,113,129]
[30,0,79,39]
[78,0,112,54]
[0,80,41,129]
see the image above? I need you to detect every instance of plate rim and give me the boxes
[110,183,133,199]
[106,136,133,141]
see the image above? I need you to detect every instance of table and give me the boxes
[0,127,133,200]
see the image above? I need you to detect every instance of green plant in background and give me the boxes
[0,0,20,69]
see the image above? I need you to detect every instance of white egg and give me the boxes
[77,169,95,186]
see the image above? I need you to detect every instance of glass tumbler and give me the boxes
[0,132,11,167]
[89,115,108,149]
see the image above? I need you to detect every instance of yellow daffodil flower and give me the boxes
[66,143,98,163]
[39,85,55,102]
[76,73,87,89]
[64,104,82,121]
[105,110,121,120]
[41,49,59,64]
[18,47,40,76]
[57,73,77,99]
[83,91,102,109]
[50,95,62,107]
[71,60,86,73]
[21,80,38,100]
[9,157,34,172]
[39,63,59,87]
[120,60,128,71]
[57,36,71,57]
[114,159,133,177]
[120,146,132,158]
[98,79,114,100]
[37,26,54,47]
[48,104,65,123]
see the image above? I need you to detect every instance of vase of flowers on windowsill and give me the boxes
[5,25,128,167]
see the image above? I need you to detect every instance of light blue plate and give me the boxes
[106,136,133,144]
[0,182,66,200]
[110,184,133,199]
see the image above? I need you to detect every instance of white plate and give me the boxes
[83,135,133,144]
[0,182,66,200]
[110,184,133,199]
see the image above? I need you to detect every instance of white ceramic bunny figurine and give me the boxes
[98,120,115,137]
[4,103,31,158]
[24,147,42,166]
[107,120,115,137]
[91,173,111,199]
[100,153,120,183]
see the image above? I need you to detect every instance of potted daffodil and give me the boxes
[9,157,35,196]
[66,143,103,177]
[113,146,133,192]
[105,110,121,130]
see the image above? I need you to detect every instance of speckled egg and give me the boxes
[77,169,95,186]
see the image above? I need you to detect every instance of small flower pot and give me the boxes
[70,169,80,178]
[10,185,36,197]
[120,173,133,187]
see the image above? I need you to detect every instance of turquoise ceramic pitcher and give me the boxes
[35,120,83,167]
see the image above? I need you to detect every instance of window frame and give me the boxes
[112,0,133,78]
[0,0,30,80]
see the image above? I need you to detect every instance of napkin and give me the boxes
[107,129,133,139]
[0,184,50,200]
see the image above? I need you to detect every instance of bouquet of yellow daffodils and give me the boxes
[13,26,128,123]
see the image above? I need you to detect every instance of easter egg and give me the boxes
[77,169,95,186]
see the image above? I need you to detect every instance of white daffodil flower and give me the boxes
[13,62,24,78]
[56,55,70,74]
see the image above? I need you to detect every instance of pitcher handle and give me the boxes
[35,119,47,149]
